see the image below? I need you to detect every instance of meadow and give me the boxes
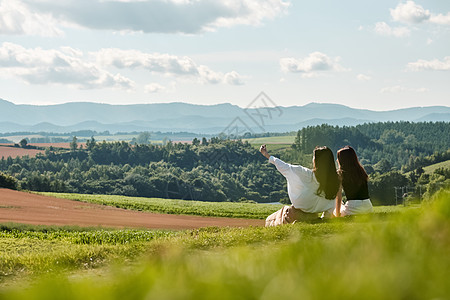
[38,192,283,219]
[242,135,296,144]
[248,143,291,152]
[38,192,407,219]
[1,189,449,299]
[423,159,450,174]
[0,224,173,281]
[243,135,295,152]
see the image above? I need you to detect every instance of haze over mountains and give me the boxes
[1,98,449,134]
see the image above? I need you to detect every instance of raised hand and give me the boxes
[259,144,270,159]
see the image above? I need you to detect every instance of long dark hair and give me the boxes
[337,146,368,187]
[313,146,340,200]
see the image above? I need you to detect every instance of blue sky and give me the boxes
[0,0,449,110]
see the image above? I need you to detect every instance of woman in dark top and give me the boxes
[335,146,373,217]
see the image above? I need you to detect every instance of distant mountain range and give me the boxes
[1,98,449,134]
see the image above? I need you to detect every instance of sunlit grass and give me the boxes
[422,159,450,174]
[249,143,291,151]
[0,225,176,282]
[242,135,296,144]
[37,192,407,219]
[37,192,284,219]
[1,189,449,299]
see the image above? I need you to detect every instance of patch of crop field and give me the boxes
[423,159,450,174]
[29,143,87,149]
[38,193,284,219]
[90,135,137,142]
[1,189,449,299]
[0,224,177,282]
[0,146,45,159]
[0,224,176,244]
[242,135,296,144]
[249,143,291,152]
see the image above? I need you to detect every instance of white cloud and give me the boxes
[374,22,410,37]
[23,0,290,34]
[280,52,347,76]
[374,2,450,40]
[407,57,450,71]
[95,48,245,85]
[380,85,429,93]
[0,0,63,36]
[0,43,244,89]
[357,74,371,81]
[144,83,165,93]
[96,49,199,75]
[390,1,450,26]
[0,42,134,89]
[210,0,290,29]
[390,1,431,24]
[196,65,223,84]
[224,71,245,85]
[430,13,450,26]
[380,86,405,93]
[416,87,429,93]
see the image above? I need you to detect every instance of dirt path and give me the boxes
[0,189,264,230]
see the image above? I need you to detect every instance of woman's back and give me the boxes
[270,156,335,213]
[341,179,369,200]
[336,146,373,216]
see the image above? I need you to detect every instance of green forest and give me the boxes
[1,121,449,205]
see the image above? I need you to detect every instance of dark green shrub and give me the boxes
[0,171,18,189]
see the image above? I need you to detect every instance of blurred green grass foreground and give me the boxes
[1,189,450,300]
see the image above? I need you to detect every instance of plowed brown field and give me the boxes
[29,143,86,149]
[0,146,45,159]
[0,189,263,229]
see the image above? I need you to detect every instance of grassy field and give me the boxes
[248,143,292,152]
[0,191,450,300]
[242,135,295,152]
[242,135,296,144]
[0,225,170,280]
[38,192,408,219]
[1,189,448,299]
[423,159,450,174]
[38,193,284,219]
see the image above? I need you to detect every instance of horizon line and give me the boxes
[1,98,449,112]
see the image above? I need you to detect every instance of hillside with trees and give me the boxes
[1,121,449,205]
[286,122,449,204]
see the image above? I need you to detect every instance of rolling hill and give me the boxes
[1,98,449,134]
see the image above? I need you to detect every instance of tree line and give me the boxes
[0,139,287,203]
[1,121,449,205]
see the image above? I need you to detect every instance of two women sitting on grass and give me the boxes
[260,144,373,226]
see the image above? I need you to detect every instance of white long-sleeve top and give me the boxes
[269,156,335,213]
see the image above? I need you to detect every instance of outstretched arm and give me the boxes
[260,144,294,179]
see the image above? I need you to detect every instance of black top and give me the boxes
[342,180,370,200]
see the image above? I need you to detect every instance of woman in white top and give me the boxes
[334,146,373,217]
[260,145,340,226]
